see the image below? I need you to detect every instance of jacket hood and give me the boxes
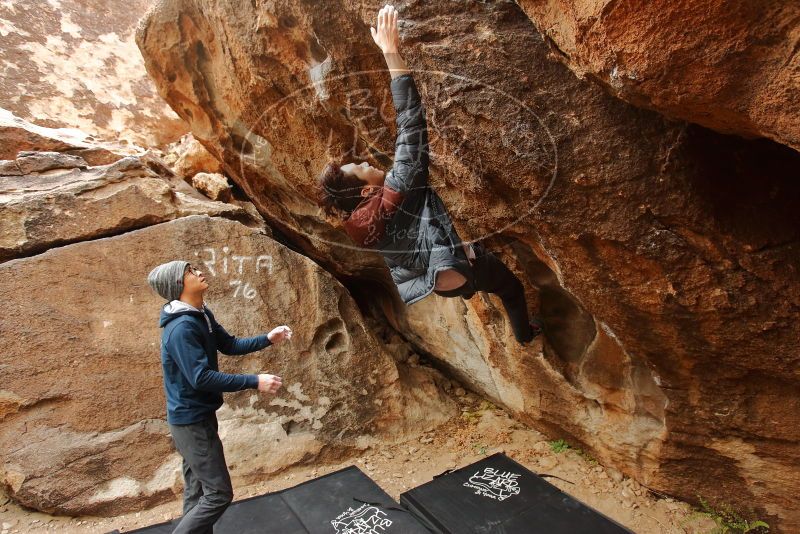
[159,300,207,328]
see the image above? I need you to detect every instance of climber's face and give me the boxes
[341,161,385,190]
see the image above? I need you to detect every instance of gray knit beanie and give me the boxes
[147,260,189,301]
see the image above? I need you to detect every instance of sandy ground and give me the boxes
[0,392,715,534]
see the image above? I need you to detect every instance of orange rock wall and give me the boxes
[136,0,800,529]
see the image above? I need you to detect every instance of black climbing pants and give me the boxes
[434,242,534,344]
[169,413,233,534]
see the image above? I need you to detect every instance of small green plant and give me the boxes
[461,400,499,424]
[473,443,488,456]
[576,448,598,465]
[686,495,769,534]
[549,439,570,453]
[478,400,496,411]
[460,410,481,422]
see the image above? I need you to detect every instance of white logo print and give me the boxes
[331,503,393,534]
[463,467,521,501]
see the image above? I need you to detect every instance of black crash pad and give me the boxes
[120,465,431,533]
[399,453,632,534]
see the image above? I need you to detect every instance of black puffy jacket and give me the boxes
[344,73,471,305]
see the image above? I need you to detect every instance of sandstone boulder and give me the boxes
[0,153,247,263]
[191,172,231,202]
[516,0,800,151]
[0,107,129,166]
[137,0,800,529]
[0,0,186,147]
[163,134,223,179]
[14,151,87,174]
[0,216,456,515]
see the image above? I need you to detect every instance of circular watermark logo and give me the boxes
[242,67,557,255]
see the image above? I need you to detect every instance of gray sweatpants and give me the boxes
[169,414,233,534]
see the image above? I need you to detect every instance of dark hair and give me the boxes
[318,161,368,217]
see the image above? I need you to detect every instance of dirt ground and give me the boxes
[0,392,715,534]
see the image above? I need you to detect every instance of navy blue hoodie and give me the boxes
[158,301,271,424]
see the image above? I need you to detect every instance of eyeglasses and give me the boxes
[186,265,201,276]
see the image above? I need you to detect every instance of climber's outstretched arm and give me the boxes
[371,5,409,78]
[370,5,429,194]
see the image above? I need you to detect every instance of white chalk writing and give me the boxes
[193,247,273,300]
[463,467,521,501]
[331,504,392,534]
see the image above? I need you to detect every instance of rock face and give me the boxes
[0,215,456,515]
[191,171,232,201]
[0,107,130,165]
[516,0,800,151]
[0,151,246,262]
[0,0,186,148]
[138,0,800,529]
[162,133,223,180]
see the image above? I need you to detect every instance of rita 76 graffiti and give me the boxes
[194,246,273,300]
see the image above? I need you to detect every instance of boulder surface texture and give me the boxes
[137,1,800,529]
[517,0,800,151]
[0,157,455,515]
[0,0,186,147]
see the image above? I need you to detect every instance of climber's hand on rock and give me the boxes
[268,325,292,344]
[370,4,400,54]
[257,374,282,394]
[371,5,409,78]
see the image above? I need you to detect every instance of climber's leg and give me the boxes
[470,243,538,344]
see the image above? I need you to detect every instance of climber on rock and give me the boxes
[318,5,543,344]
[146,260,291,533]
